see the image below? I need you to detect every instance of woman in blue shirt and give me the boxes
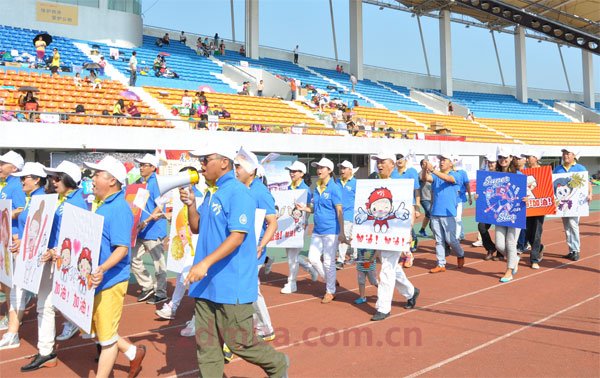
[297,158,347,304]
[1,162,48,351]
[281,161,318,294]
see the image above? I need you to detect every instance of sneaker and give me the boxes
[321,293,335,304]
[404,287,420,309]
[56,321,79,341]
[223,343,234,364]
[472,240,483,247]
[180,318,195,337]
[280,282,297,294]
[147,295,168,305]
[137,289,155,302]
[0,332,20,350]
[20,352,58,372]
[264,257,274,275]
[531,263,540,270]
[418,229,427,237]
[354,297,367,304]
[129,344,146,378]
[261,332,276,342]
[155,302,175,320]
[370,311,390,321]
[457,257,465,269]
[0,316,8,331]
[429,266,446,273]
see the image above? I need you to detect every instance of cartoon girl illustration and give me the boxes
[554,177,575,211]
[355,187,410,233]
[77,247,93,294]
[0,208,10,275]
[171,207,193,261]
[23,201,46,284]
[57,237,73,282]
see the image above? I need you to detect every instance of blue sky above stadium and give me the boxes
[141,0,599,93]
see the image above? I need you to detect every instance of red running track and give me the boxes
[0,215,598,377]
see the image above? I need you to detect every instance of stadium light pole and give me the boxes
[556,44,572,93]
[490,30,506,86]
[329,0,339,62]
[231,0,236,43]
[416,15,431,77]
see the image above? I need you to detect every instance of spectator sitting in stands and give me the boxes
[180,31,187,44]
[126,101,141,118]
[162,33,170,45]
[73,73,83,87]
[74,104,85,114]
[196,37,203,49]
[196,100,209,117]
[336,64,341,73]
[197,91,207,104]
[238,81,250,96]
[19,91,38,121]
[98,56,107,75]
[181,90,193,109]
[400,129,409,139]
[339,65,344,73]
[384,126,395,139]
[218,42,225,56]
[239,45,246,56]
[466,111,475,121]
[447,101,454,115]
[218,105,231,118]
[153,55,162,74]
[113,99,125,116]
[347,120,358,136]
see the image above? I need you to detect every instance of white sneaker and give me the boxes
[56,321,79,341]
[264,257,274,275]
[471,240,483,247]
[180,317,195,337]
[81,332,96,339]
[0,316,8,331]
[280,282,297,294]
[155,302,175,320]
[0,332,20,350]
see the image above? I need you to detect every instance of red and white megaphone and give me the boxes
[156,170,200,195]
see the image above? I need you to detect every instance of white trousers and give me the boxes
[337,221,356,263]
[285,248,313,284]
[36,263,55,356]
[376,250,415,314]
[455,202,464,240]
[252,265,273,336]
[308,233,338,295]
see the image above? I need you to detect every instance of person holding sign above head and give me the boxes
[0,162,47,351]
[297,157,346,304]
[281,160,318,294]
[553,148,592,262]
[369,152,419,322]
[336,160,358,269]
[83,156,145,378]
[420,153,465,273]
[521,150,546,270]
[131,153,168,305]
[19,161,87,371]
[181,146,288,378]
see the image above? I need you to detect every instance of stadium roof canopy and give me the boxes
[366,0,599,53]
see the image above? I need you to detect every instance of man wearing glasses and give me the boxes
[182,147,288,377]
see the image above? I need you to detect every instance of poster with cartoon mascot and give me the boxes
[51,203,103,334]
[352,179,414,252]
[167,190,199,274]
[0,200,12,286]
[267,189,308,249]
[549,171,589,218]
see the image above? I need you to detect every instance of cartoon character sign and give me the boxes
[167,190,199,273]
[355,187,410,233]
[267,189,308,249]
[521,166,556,216]
[352,179,414,252]
[13,194,58,294]
[476,171,526,229]
[0,201,13,286]
[51,203,103,335]
[549,172,589,218]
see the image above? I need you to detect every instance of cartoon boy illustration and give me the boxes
[77,247,93,294]
[355,187,410,233]
[58,237,73,282]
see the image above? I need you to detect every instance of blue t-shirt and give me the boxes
[1,176,26,230]
[288,180,312,204]
[553,163,587,174]
[137,173,167,240]
[338,177,357,222]
[455,169,470,203]
[95,190,134,292]
[189,171,258,305]
[17,186,47,238]
[249,177,276,264]
[430,172,459,217]
[48,188,89,249]
[312,178,342,235]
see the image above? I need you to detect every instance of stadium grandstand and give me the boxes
[1,0,598,169]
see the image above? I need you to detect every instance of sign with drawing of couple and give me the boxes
[52,203,103,334]
[267,189,308,249]
[0,200,13,286]
[13,194,58,294]
[548,171,589,218]
[351,179,414,252]
[476,171,526,229]
[521,166,556,216]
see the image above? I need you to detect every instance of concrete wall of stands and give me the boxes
[3,122,600,174]
[1,0,142,48]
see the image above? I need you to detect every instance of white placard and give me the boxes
[0,200,12,286]
[352,180,413,252]
[132,188,150,210]
[13,194,58,294]
[51,203,103,334]
[267,190,308,249]
[167,190,198,273]
[548,171,589,218]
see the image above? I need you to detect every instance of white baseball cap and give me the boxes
[134,153,159,168]
[561,148,581,160]
[0,150,25,171]
[437,153,457,163]
[189,145,237,161]
[285,160,307,174]
[496,146,512,159]
[521,149,542,160]
[44,161,82,184]
[13,162,47,178]
[311,157,334,171]
[84,156,127,184]
[235,146,260,174]
[485,153,497,162]
[337,160,359,174]
[370,152,396,162]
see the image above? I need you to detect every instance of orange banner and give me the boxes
[521,166,556,217]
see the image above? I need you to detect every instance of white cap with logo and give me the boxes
[13,162,47,178]
[44,161,82,184]
[134,153,160,168]
[370,152,396,162]
[189,144,237,161]
[311,157,334,171]
[561,148,581,160]
[84,156,127,184]
[0,150,25,171]
[285,160,307,174]
[337,160,359,174]
[521,149,543,160]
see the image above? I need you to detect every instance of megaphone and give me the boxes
[156,170,200,195]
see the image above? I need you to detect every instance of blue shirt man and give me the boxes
[430,173,460,217]
[137,172,167,240]
[312,178,343,235]
[1,176,26,230]
[249,177,276,265]
[338,176,356,222]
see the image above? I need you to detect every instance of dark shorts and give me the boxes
[421,200,432,219]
